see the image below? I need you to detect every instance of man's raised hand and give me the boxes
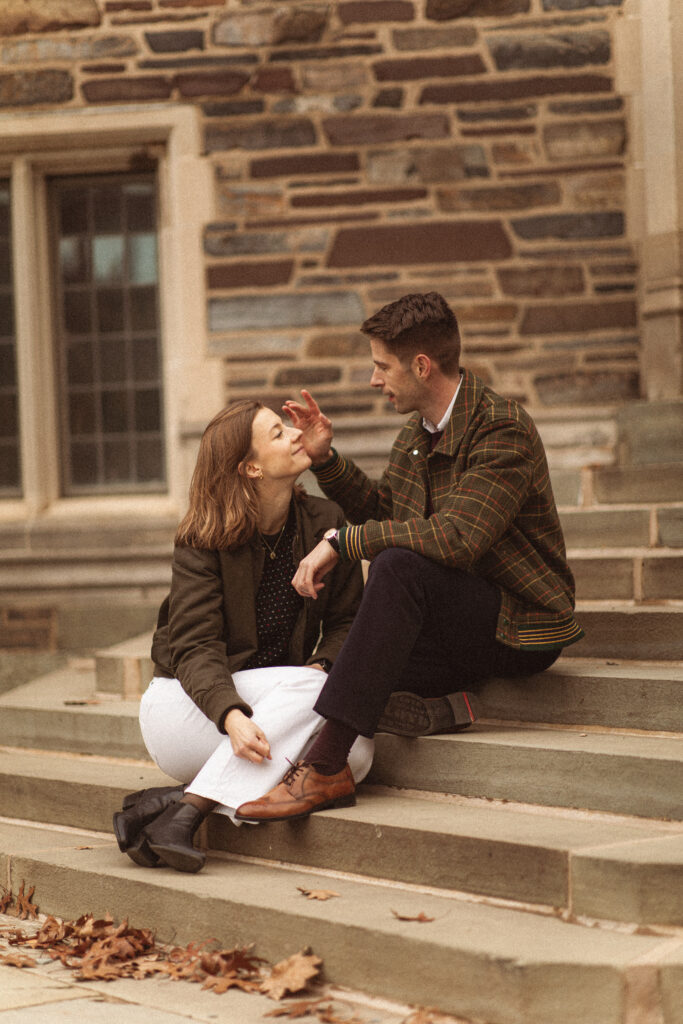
[282,389,333,465]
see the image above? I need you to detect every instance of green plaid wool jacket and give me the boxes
[313,368,584,652]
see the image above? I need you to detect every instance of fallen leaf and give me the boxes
[391,909,435,923]
[0,888,12,914]
[0,952,37,968]
[76,846,94,851]
[297,887,340,902]
[15,882,38,921]
[63,699,100,706]
[401,1011,452,1024]
[261,950,323,1001]
[265,999,326,1018]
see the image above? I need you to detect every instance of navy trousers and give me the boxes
[314,548,558,738]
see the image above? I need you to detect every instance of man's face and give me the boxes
[369,338,423,415]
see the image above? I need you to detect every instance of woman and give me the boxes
[113,400,373,873]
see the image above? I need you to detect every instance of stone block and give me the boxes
[367,144,488,183]
[252,67,296,93]
[393,26,477,49]
[438,182,560,212]
[328,220,512,267]
[210,334,300,360]
[543,0,621,8]
[616,399,683,466]
[0,607,56,651]
[373,55,486,81]
[642,557,683,601]
[498,265,585,296]
[544,120,626,161]
[145,30,203,52]
[207,260,294,289]
[205,229,288,256]
[0,0,100,34]
[306,333,368,357]
[204,99,264,116]
[322,112,450,146]
[176,69,249,97]
[251,152,359,179]
[1,35,137,63]
[535,370,639,405]
[0,69,73,106]
[492,139,542,166]
[489,31,610,72]
[521,300,636,335]
[512,212,624,241]
[572,556,634,600]
[422,73,612,104]
[593,464,683,504]
[209,291,364,332]
[568,607,683,661]
[658,509,683,548]
[427,0,530,17]
[81,76,171,102]
[564,171,626,211]
[338,1,415,22]
[373,88,403,108]
[292,187,427,208]
[275,366,341,386]
[214,7,327,47]
[458,104,536,122]
[549,468,582,505]
[206,118,317,152]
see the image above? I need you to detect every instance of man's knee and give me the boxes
[368,547,426,579]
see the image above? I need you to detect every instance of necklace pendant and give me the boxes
[269,550,276,560]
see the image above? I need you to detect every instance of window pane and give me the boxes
[93,235,124,283]
[52,173,165,494]
[0,181,21,495]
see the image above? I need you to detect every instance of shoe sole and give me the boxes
[147,842,205,873]
[377,690,479,737]
[235,792,356,824]
[124,836,160,869]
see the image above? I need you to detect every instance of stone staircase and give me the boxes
[1,406,682,1023]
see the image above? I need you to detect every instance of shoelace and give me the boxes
[282,759,308,787]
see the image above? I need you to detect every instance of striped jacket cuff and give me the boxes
[311,448,348,486]
[337,524,368,562]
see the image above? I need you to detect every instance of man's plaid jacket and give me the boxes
[313,367,584,652]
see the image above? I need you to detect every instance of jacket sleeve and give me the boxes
[329,418,536,570]
[306,507,365,668]
[167,544,253,731]
[312,449,394,524]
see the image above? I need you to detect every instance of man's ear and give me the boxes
[413,353,432,380]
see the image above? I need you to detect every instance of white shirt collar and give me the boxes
[422,373,463,434]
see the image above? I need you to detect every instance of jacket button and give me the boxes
[412,449,419,455]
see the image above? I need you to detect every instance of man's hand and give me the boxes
[292,539,339,599]
[223,709,272,763]
[282,390,333,465]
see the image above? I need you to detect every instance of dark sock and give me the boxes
[181,793,216,815]
[306,718,359,775]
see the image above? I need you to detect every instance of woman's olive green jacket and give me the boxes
[151,493,363,732]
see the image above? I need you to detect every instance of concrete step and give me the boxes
[3,748,682,927]
[570,549,683,601]
[592,463,683,505]
[2,668,681,820]
[2,819,681,1024]
[559,507,653,548]
[569,603,683,660]
[95,631,155,698]
[478,657,683,732]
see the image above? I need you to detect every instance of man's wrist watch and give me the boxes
[324,528,340,553]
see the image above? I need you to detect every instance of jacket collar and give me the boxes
[400,368,485,458]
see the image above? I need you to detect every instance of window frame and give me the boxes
[0,104,220,521]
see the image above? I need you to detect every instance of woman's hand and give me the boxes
[223,709,272,763]
[291,539,339,598]
[282,390,333,465]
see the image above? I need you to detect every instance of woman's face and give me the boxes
[248,407,311,482]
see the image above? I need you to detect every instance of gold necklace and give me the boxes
[259,521,287,560]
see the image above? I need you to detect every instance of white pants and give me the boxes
[139,667,374,822]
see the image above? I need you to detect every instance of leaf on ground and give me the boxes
[297,887,340,902]
[202,971,262,994]
[0,888,12,914]
[15,882,38,921]
[0,951,37,968]
[265,999,326,1018]
[261,950,323,1001]
[401,1011,453,1024]
[391,909,435,923]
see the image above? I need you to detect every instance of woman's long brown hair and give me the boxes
[175,400,263,550]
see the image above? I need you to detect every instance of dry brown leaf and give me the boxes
[0,888,12,914]
[265,999,326,1018]
[15,882,38,921]
[0,951,37,968]
[401,1011,452,1024]
[391,909,435,923]
[297,887,340,902]
[261,950,323,1001]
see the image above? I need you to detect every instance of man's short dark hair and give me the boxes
[361,292,461,376]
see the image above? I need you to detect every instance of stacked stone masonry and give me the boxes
[1,0,637,419]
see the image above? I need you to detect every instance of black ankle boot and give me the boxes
[113,786,185,852]
[143,802,206,873]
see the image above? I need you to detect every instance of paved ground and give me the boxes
[0,914,461,1024]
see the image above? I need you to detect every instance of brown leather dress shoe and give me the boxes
[235,761,355,822]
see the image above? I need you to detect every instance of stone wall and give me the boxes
[1,0,637,427]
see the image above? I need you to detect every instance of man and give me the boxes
[235,292,583,823]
